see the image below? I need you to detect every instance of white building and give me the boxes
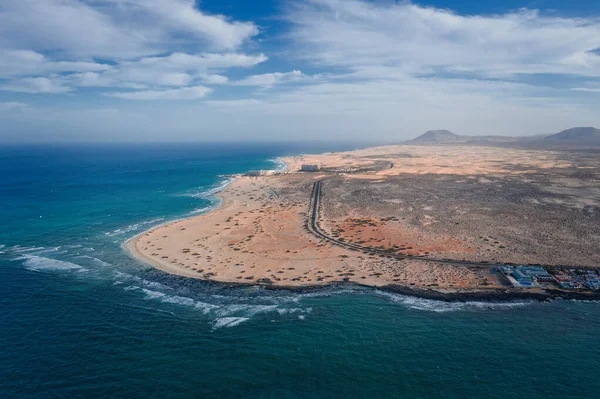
[300,164,320,172]
[245,170,274,177]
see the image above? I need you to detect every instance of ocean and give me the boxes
[1,142,599,398]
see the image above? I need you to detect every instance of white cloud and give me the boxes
[0,0,259,58]
[205,99,264,107]
[0,77,73,94]
[0,50,111,78]
[286,0,600,78]
[201,74,230,84]
[234,70,307,87]
[60,52,267,89]
[0,102,27,111]
[0,1,263,96]
[104,85,212,100]
[103,0,260,50]
[572,87,600,93]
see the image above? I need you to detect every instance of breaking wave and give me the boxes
[184,177,235,199]
[104,218,164,237]
[212,317,249,330]
[119,284,314,330]
[21,255,87,272]
[376,291,533,313]
[269,158,288,172]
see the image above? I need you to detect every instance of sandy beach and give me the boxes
[126,144,600,291]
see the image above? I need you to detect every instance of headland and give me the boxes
[126,144,600,300]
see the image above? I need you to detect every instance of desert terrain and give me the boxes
[127,145,600,292]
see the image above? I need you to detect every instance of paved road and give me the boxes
[306,178,499,268]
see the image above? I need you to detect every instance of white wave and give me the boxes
[189,203,219,215]
[32,246,63,254]
[104,218,164,237]
[568,299,600,304]
[140,288,218,313]
[376,291,532,313]
[185,177,236,199]
[212,317,249,330]
[78,255,112,267]
[269,158,288,172]
[215,304,278,318]
[11,246,46,253]
[113,272,170,290]
[21,255,87,272]
[277,307,312,315]
[277,288,363,303]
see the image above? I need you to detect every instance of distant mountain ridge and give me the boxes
[406,127,600,147]
[406,130,524,145]
[544,127,600,142]
[407,130,462,144]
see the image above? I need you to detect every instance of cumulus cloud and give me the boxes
[104,85,212,100]
[0,0,259,58]
[286,0,600,78]
[0,77,73,94]
[0,50,111,78]
[234,70,308,87]
[57,52,266,90]
[0,1,264,96]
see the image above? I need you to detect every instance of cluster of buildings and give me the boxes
[245,164,320,176]
[499,265,600,291]
[244,170,275,177]
[300,164,320,172]
[553,269,600,290]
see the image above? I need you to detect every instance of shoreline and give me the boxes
[124,146,600,301]
[123,157,288,279]
[138,266,600,303]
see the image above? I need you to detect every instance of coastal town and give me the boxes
[498,265,600,291]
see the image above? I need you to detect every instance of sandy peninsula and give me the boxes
[126,144,600,294]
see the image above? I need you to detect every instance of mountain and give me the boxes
[406,130,465,144]
[544,127,600,142]
[406,127,600,147]
[407,130,519,145]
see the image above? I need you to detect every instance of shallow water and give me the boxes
[1,143,599,398]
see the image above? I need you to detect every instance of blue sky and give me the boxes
[1,0,600,142]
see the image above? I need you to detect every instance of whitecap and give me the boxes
[140,288,217,312]
[11,246,46,253]
[376,291,532,313]
[277,307,312,315]
[184,177,236,199]
[78,255,111,267]
[189,206,214,215]
[269,158,288,172]
[216,304,278,318]
[104,218,164,237]
[21,255,87,272]
[212,317,249,330]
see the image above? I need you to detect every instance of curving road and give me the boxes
[306,178,499,268]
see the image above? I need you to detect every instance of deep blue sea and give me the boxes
[1,142,599,398]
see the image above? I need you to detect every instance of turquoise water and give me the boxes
[1,143,599,398]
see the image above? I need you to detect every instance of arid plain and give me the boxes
[127,144,600,292]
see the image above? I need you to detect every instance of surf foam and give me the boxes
[21,255,87,272]
[376,291,532,313]
[104,218,164,237]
